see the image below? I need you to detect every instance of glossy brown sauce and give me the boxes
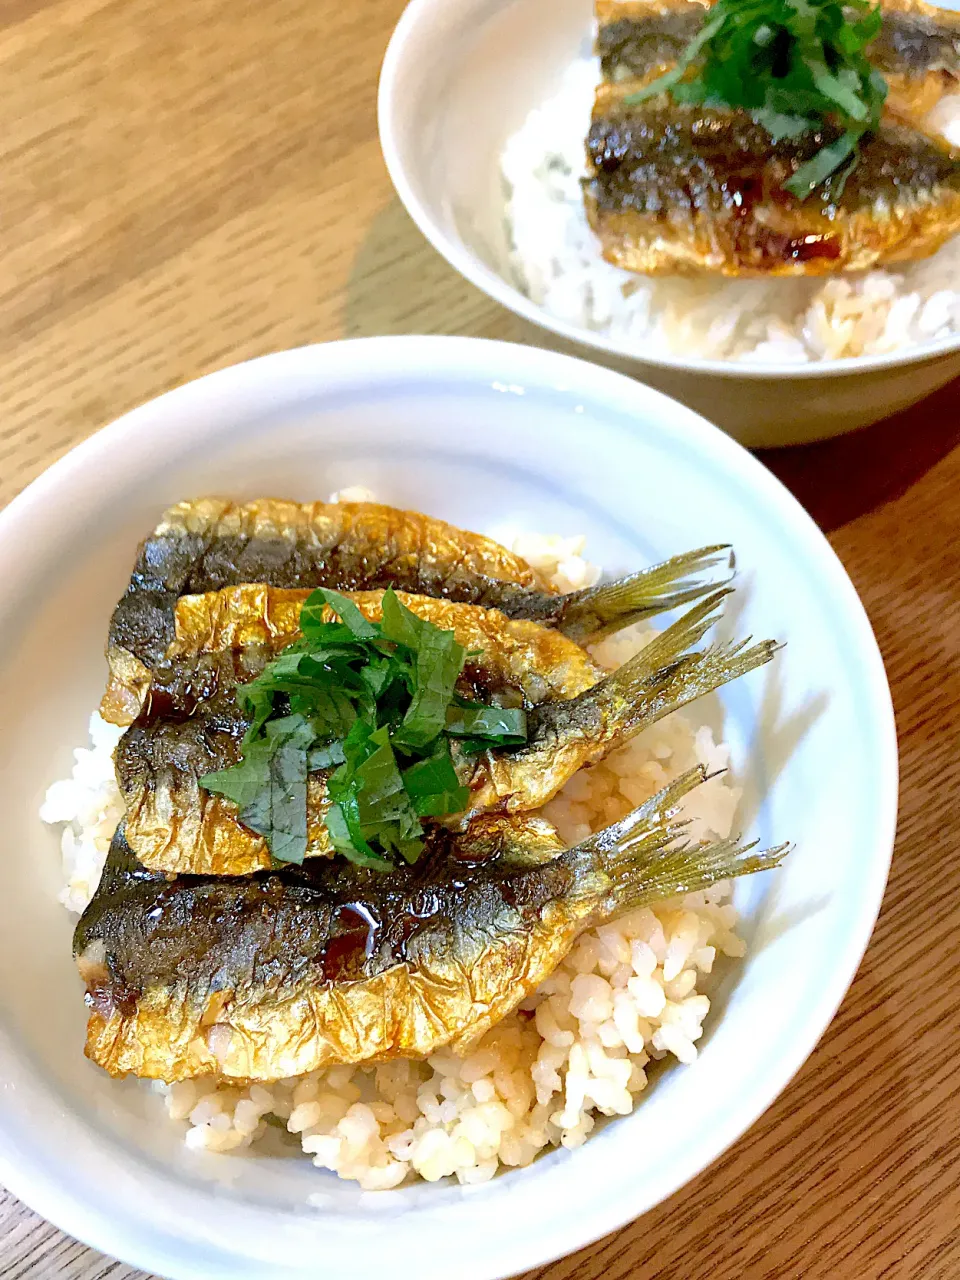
[84,976,140,1020]
[317,908,376,981]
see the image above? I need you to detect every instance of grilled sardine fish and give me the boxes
[116,587,776,876]
[102,498,730,724]
[117,585,604,876]
[75,770,788,1082]
[598,0,960,121]
[598,0,960,98]
[587,0,960,276]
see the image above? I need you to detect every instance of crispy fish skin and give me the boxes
[75,773,788,1082]
[117,588,777,879]
[170,585,604,700]
[597,0,960,85]
[596,0,708,83]
[857,0,960,78]
[102,499,551,725]
[117,586,606,876]
[586,86,960,277]
[875,0,960,122]
[102,498,728,725]
[589,0,960,276]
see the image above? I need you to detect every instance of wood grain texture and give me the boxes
[0,1,958,1277]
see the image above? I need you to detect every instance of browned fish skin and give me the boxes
[74,817,574,1080]
[75,774,787,1082]
[598,0,960,83]
[116,586,605,876]
[861,0,960,78]
[589,0,960,276]
[102,497,731,725]
[171,585,602,704]
[102,498,553,725]
[116,586,777,880]
[586,89,960,276]
[598,8,704,81]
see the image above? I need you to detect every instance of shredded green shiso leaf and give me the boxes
[199,588,527,870]
[624,0,889,198]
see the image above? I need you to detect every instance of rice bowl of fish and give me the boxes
[379,0,960,445]
[0,336,896,1280]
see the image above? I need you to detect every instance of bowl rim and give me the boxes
[377,0,960,381]
[0,336,900,1280]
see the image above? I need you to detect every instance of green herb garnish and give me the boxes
[624,0,888,198]
[199,588,528,869]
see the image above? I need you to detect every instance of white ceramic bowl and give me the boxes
[378,0,960,448]
[0,337,896,1280]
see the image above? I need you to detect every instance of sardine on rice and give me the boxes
[502,58,960,363]
[42,504,776,1190]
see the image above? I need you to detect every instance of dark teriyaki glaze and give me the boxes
[114,639,535,820]
[459,658,528,709]
[586,102,960,242]
[72,822,576,1008]
[115,650,258,802]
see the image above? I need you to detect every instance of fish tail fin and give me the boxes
[567,590,779,748]
[525,592,778,775]
[559,546,734,644]
[616,586,733,671]
[570,767,790,914]
[496,594,778,816]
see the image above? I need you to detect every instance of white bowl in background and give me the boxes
[378,0,960,448]
[0,337,896,1280]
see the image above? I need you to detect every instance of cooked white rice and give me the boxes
[43,516,745,1190]
[502,57,960,364]
[40,713,126,914]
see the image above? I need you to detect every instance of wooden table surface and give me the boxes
[2,1,960,1277]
